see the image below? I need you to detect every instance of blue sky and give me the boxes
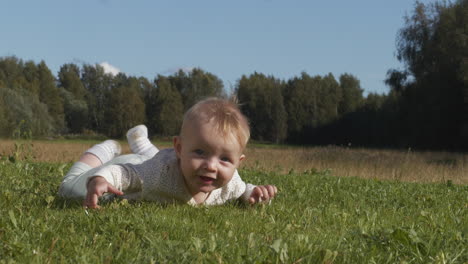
[1,0,432,95]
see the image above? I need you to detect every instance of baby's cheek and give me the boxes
[187,159,199,168]
[224,169,236,182]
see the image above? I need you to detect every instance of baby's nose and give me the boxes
[204,158,217,171]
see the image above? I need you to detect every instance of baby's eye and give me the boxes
[220,156,232,163]
[194,149,204,155]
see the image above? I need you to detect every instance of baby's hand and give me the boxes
[249,185,278,204]
[84,176,123,209]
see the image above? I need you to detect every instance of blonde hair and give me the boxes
[181,97,250,150]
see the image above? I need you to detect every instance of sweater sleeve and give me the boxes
[240,183,257,203]
[229,170,257,204]
[91,164,142,192]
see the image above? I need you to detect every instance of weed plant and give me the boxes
[7,121,35,163]
[0,157,466,263]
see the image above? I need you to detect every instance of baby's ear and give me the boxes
[173,136,182,157]
[239,154,245,163]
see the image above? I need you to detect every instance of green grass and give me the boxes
[0,160,466,263]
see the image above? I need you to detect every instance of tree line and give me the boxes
[0,57,368,142]
[0,59,225,139]
[0,0,466,150]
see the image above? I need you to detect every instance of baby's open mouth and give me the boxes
[200,176,215,183]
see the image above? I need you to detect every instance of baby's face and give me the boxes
[174,119,245,196]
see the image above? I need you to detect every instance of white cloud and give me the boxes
[99,61,121,76]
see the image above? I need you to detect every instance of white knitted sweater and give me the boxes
[93,148,256,206]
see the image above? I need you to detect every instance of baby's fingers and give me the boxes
[84,193,100,209]
[249,187,263,204]
[265,185,278,198]
[259,186,270,201]
[249,186,273,204]
[107,184,124,196]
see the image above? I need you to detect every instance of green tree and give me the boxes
[37,61,65,133]
[0,87,54,137]
[104,75,146,137]
[81,64,112,133]
[317,73,342,124]
[236,73,287,143]
[338,73,364,115]
[283,72,351,144]
[22,61,40,95]
[0,57,41,96]
[169,68,225,110]
[148,75,184,136]
[387,0,468,148]
[0,56,24,90]
[138,76,153,100]
[58,63,86,100]
[58,63,89,133]
[283,72,318,142]
[59,88,88,134]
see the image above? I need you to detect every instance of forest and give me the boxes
[0,0,467,150]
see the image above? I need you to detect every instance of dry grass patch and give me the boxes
[242,146,467,184]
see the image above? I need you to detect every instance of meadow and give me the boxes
[0,139,466,263]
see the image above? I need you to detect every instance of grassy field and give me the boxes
[1,139,467,184]
[0,140,467,263]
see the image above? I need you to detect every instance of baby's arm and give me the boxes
[84,164,142,208]
[234,171,278,204]
[85,176,123,209]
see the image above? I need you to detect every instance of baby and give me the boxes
[59,97,278,208]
